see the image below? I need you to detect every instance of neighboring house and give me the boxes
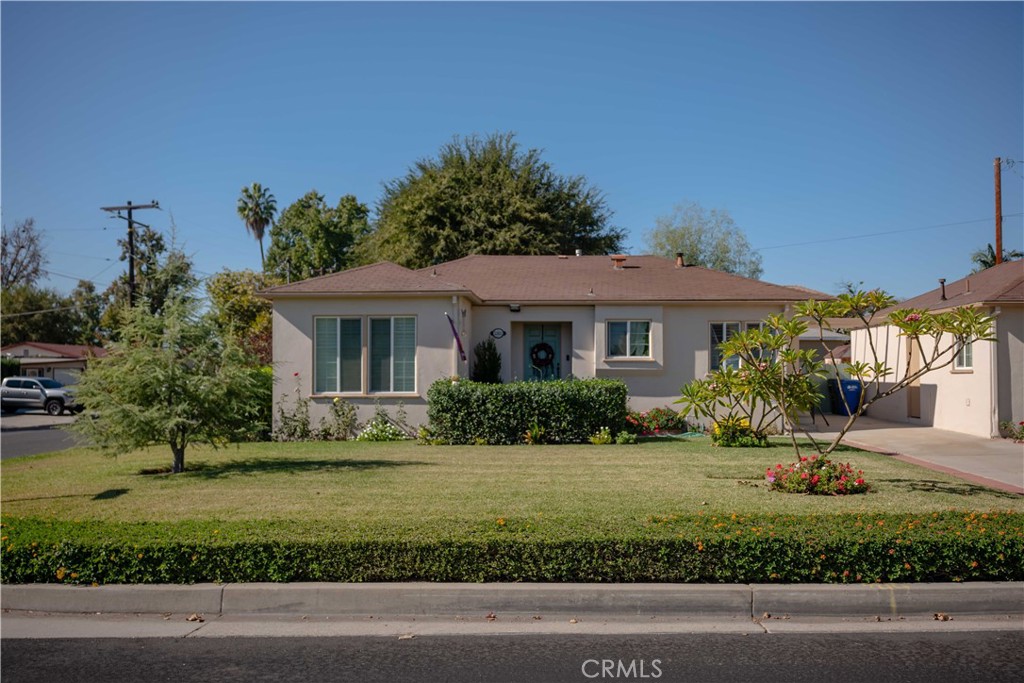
[262,254,818,427]
[0,342,107,385]
[798,327,850,360]
[848,259,1024,438]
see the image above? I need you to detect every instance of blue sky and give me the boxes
[2,1,1022,300]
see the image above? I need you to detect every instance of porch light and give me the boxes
[509,304,521,313]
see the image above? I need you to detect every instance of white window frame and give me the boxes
[954,340,973,371]
[606,320,652,359]
[369,316,417,394]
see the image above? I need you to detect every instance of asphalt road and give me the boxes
[3,631,1023,683]
[0,425,81,459]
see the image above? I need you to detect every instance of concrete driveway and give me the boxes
[803,415,1024,494]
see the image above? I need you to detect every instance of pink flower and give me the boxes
[811,475,820,485]
[905,313,922,322]
[855,478,865,486]
[801,473,809,480]
[293,372,300,377]
[776,464,783,470]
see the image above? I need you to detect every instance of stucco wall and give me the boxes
[850,318,997,437]
[272,295,461,428]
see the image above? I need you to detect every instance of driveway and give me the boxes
[803,415,1024,494]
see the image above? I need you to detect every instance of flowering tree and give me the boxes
[677,289,995,457]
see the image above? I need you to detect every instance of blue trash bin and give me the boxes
[839,380,864,416]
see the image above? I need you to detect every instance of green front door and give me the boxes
[524,324,560,381]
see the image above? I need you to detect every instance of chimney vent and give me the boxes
[675,252,685,268]
[966,278,971,293]
[611,255,627,270]
[938,278,946,300]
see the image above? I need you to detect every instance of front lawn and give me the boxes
[2,439,1021,583]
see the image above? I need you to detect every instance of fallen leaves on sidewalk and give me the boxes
[186,613,205,623]
[934,612,953,621]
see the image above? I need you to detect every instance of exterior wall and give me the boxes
[272,295,461,428]
[996,304,1024,429]
[850,317,997,437]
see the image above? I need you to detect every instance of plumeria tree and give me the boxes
[677,289,996,457]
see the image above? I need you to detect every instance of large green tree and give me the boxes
[644,202,763,279]
[357,132,624,268]
[206,268,280,364]
[237,182,277,268]
[264,191,370,281]
[72,290,268,474]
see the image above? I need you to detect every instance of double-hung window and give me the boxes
[954,340,973,371]
[314,318,362,393]
[710,321,763,370]
[607,321,651,358]
[370,316,416,392]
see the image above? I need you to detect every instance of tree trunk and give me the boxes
[171,445,185,474]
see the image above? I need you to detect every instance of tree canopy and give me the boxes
[644,202,763,279]
[970,243,1023,273]
[356,132,624,268]
[1,218,46,289]
[264,191,369,280]
[206,268,280,364]
[237,182,277,268]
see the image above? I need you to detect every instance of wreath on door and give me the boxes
[530,342,555,368]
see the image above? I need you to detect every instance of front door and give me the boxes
[524,324,560,381]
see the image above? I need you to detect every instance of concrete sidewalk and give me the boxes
[801,416,1024,494]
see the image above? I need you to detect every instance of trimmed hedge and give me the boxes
[426,378,629,445]
[3,512,1021,584]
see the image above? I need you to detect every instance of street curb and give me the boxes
[3,582,1021,618]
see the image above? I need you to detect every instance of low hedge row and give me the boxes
[426,378,629,445]
[3,512,1020,584]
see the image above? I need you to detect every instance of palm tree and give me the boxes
[970,243,1024,273]
[237,183,277,269]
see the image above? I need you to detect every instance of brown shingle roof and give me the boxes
[891,259,1024,312]
[422,255,814,303]
[261,262,471,296]
[263,255,818,303]
[0,342,107,358]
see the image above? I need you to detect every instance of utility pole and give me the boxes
[100,200,160,305]
[994,157,1003,265]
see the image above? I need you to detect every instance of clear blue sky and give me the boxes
[3,1,1022,300]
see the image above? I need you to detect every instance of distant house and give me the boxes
[848,260,1024,438]
[262,254,820,427]
[0,342,107,385]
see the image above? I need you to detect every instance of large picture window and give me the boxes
[607,320,651,358]
[370,316,416,392]
[314,318,362,393]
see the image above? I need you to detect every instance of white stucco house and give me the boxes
[0,342,106,385]
[261,254,825,428]
[848,259,1024,438]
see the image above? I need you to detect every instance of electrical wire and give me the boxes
[754,214,1024,252]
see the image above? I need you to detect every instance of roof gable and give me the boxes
[894,260,1024,311]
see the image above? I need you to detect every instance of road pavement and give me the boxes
[0,410,80,458]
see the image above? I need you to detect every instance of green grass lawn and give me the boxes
[3,437,1020,542]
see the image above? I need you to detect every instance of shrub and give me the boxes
[427,378,628,445]
[318,397,360,441]
[711,416,769,448]
[766,455,869,495]
[355,402,410,442]
[625,407,688,435]
[615,431,638,445]
[471,339,502,384]
[999,420,1024,442]
[590,427,613,445]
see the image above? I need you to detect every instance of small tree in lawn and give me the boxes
[678,289,995,458]
[72,292,267,474]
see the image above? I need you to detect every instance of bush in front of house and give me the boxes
[426,378,629,445]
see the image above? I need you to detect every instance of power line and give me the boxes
[753,214,1024,252]
[0,305,80,319]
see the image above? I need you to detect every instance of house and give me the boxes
[0,342,107,385]
[848,259,1024,438]
[262,254,824,427]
